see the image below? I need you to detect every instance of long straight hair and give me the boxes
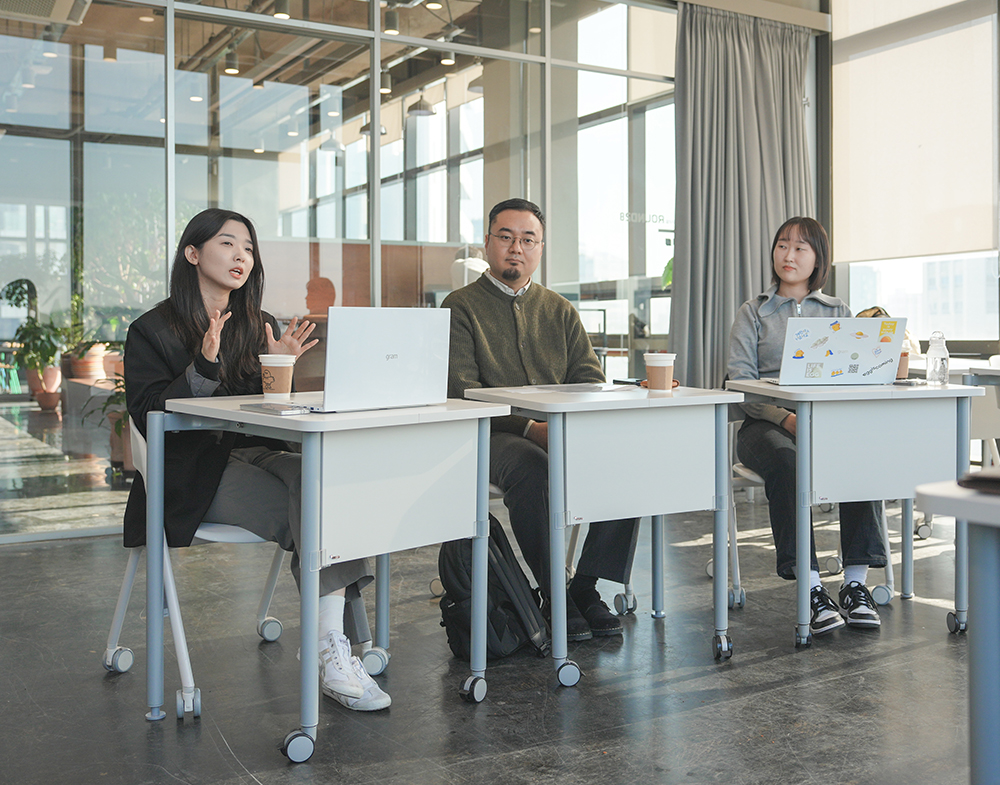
[165,209,267,390]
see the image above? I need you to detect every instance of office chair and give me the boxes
[102,416,288,719]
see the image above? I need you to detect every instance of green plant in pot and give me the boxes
[13,317,64,409]
[82,371,134,484]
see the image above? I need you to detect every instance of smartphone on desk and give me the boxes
[612,378,643,386]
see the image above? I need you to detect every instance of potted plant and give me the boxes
[12,316,64,410]
[82,371,134,486]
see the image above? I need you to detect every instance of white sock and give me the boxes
[319,593,346,640]
[843,565,868,587]
[792,566,824,590]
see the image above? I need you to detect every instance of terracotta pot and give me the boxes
[107,412,135,472]
[26,366,61,395]
[103,351,124,380]
[69,343,108,380]
[34,390,61,411]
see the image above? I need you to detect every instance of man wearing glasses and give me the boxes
[443,198,639,641]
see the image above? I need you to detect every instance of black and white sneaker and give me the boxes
[810,585,846,635]
[838,581,881,628]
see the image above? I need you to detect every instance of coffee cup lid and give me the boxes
[259,354,296,366]
[643,352,676,365]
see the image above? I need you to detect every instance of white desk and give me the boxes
[916,480,1000,785]
[464,383,744,681]
[726,380,983,646]
[144,394,509,762]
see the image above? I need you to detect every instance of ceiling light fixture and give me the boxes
[426,1,443,9]
[380,70,392,94]
[253,78,265,89]
[253,141,265,154]
[190,95,204,102]
[407,95,435,116]
[42,27,57,58]
[224,51,239,75]
[440,51,456,66]
[273,0,290,20]
[139,14,155,22]
[360,121,387,136]
[103,42,117,62]
[384,8,400,35]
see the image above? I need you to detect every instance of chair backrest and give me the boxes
[128,416,147,480]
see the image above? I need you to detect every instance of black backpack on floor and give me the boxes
[438,514,551,661]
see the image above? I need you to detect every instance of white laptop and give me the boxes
[306,307,450,413]
[769,317,907,385]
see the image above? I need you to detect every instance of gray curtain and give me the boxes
[670,3,813,389]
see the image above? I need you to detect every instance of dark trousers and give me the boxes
[736,418,887,580]
[490,431,639,594]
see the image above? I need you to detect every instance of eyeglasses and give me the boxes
[488,233,541,250]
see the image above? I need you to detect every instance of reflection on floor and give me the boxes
[0,507,971,782]
[0,398,129,541]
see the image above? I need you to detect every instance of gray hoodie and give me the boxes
[728,283,851,423]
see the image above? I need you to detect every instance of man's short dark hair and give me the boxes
[488,198,545,232]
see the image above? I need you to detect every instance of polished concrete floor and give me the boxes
[0,397,973,785]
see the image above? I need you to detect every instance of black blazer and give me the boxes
[122,303,285,548]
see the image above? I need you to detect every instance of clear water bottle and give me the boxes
[926,331,949,385]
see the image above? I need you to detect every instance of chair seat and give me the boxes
[733,463,764,485]
[192,522,271,545]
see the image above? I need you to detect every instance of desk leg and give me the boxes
[794,401,812,648]
[280,431,321,763]
[968,522,1000,785]
[951,395,971,633]
[460,417,489,703]
[651,515,665,619]
[548,413,581,687]
[145,411,166,721]
[375,553,391,650]
[712,404,732,659]
[901,499,914,599]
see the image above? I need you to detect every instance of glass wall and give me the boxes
[0,0,677,383]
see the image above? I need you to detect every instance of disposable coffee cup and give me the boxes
[260,354,296,400]
[644,352,676,391]
[896,351,910,380]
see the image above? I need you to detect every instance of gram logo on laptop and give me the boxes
[773,317,906,386]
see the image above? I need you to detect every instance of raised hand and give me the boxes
[266,317,319,358]
[202,309,232,362]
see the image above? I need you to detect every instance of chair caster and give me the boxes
[825,555,843,575]
[281,730,315,763]
[795,631,813,648]
[871,584,893,606]
[258,616,283,642]
[712,634,733,660]
[728,587,746,609]
[361,646,390,676]
[176,687,201,719]
[613,592,637,615]
[556,660,582,687]
[103,647,134,673]
[459,675,487,703]
[947,612,967,634]
[705,559,714,578]
[429,577,445,597]
[818,503,834,513]
[915,521,932,540]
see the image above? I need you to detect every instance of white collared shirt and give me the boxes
[485,271,531,297]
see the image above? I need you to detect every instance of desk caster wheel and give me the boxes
[429,577,444,597]
[103,647,134,673]
[281,730,315,763]
[361,646,389,676]
[795,631,813,649]
[557,661,582,687]
[871,584,893,606]
[916,521,932,540]
[713,634,733,660]
[825,555,843,575]
[459,676,487,703]
[947,612,967,634]
[614,592,637,615]
[705,559,714,578]
[728,587,746,609]
[176,688,201,719]
[258,616,282,642]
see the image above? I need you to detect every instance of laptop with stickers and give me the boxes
[769,317,907,385]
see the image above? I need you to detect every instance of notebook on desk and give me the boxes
[306,307,450,413]
[766,316,907,385]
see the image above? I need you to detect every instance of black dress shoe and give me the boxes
[570,587,623,637]
[543,593,593,641]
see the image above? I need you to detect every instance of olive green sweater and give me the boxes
[443,273,604,435]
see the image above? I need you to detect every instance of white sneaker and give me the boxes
[320,632,365,699]
[331,657,391,712]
